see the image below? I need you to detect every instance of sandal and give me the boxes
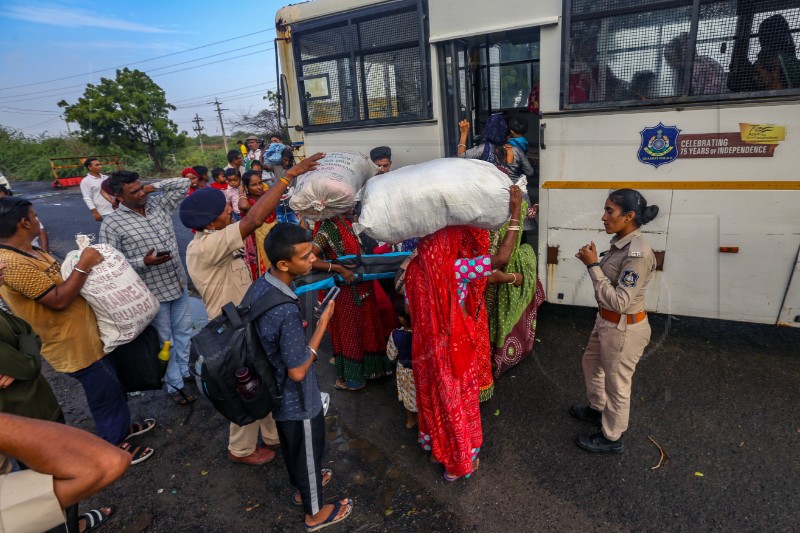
[80,506,116,533]
[169,390,197,405]
[443,456,480,482]
[292,469,333,506]
[333,380,365,392]
[304,498,353,532]
[119,442,154,465]
[127,418,156,439]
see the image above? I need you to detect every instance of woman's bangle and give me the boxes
[507,225,521,231]
[74,267,92,275]
[327,262,332,273]
[586,262,600,269]
[279,176,291,186]
[308,346,318,360]
[507,273,517,285]
[457,143,467,148]
[509,219,519,222]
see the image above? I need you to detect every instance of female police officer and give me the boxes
[572,189,659,453]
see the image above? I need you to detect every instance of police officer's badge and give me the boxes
[620,270,639,288]
[638,122,680,168]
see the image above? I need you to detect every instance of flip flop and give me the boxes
[292,469,333,506]
[333,380,365,392]
[169,390,197,405]
[304,498,353,532]
[127,418,156,438]
[119,442,154,465]
[80,505,116,533]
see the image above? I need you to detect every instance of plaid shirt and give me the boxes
[99,178,190,302]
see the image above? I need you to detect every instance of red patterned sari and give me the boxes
[313,218,392,387]
[405,226,490,477]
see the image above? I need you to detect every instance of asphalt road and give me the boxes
[10,180,800,532]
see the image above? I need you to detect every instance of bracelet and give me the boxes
[279,177,291,186]
[586,262,600,269]
[509,219,519,222]
[507,225,521,231]
[457,143,467,148]
[327,262,332,273]
[308,346,318,360]
[507,273,517,285]
[74,267,92,275]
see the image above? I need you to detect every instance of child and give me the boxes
[249,159,275,187]
[210,167,228,191]
[387,300,417,429]
[224,171,242,219]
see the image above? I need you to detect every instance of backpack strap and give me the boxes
[245,285,297,323]
[222,303,243,328]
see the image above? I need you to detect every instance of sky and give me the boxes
[0,0,292,137]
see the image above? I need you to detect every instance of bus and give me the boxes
[274,0,800,327]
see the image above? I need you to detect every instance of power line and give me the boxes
[0,43,273,102]
[174,87,276,109]
[171,82,274,105]
[0,29,275,92]
[0,48,274,105]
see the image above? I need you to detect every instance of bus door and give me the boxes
[438,28,541,242]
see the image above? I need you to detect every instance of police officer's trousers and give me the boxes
[582,314,651,441]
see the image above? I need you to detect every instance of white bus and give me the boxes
[274,0,800,327]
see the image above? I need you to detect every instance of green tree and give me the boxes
[58,68,183,172]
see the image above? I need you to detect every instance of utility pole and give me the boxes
[210,98,229,153]
[192,114,205,154]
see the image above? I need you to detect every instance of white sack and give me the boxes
[289,152,376,221]
[62,235,160,353]
[355,158,513,243]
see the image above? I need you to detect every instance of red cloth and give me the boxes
[210,182,228,190]
[406,226,489,476]
[373,280,399,338]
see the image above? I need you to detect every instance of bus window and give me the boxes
[291,0,431,131]
[562,0,800,109]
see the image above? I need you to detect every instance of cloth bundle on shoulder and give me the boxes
[289,152,376,221]
[355,158,513,243]
[61,234,160,353]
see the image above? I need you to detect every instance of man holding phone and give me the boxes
[100,171,197,406]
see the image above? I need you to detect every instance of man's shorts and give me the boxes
[0,470,65,533]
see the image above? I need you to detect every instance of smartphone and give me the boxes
[314,286,341,319]
[156,250,171,257]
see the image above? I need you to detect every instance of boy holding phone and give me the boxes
[250,223,353,531]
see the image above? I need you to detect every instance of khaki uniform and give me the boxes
[0,454,66,533]
[583,229,655,441]
[186,223,279,455]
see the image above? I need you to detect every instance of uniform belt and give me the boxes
[599,307,647,325]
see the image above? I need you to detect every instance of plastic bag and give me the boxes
[355,158,513,243]
[289,152,376,221]
[61,235,160,353]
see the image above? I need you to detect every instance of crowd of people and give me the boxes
[0,118,661,531]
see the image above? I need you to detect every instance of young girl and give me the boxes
[386,299,417,429]
[224,171,242,219]
[210,167,229,190]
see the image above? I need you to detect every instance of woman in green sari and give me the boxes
[487,201,546,378]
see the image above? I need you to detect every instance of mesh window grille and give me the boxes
[565,0,800,108]
[293,1,430,129]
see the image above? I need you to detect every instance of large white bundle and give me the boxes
[289,152,376,221]
[62,235,159,353]
[355,158,513,242]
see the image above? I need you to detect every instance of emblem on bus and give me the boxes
[638,123,680,168]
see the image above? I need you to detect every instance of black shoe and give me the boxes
[576,432,624,454]
[569,404,602,425]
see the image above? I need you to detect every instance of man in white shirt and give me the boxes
[245,135,262,165]
[79,158,115,222]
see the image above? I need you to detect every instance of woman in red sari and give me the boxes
[311,214,393,390]
[239,171,277,279]
[405,187,523,480]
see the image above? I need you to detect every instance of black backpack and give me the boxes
[189,284,294,426]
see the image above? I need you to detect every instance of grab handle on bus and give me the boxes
[539,122,546,150]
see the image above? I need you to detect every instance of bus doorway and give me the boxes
[438,28,541,244]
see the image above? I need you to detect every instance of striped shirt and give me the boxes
[99,178,190,302]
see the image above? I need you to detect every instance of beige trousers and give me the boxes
[228,414,279,457]
[582,314,651,441]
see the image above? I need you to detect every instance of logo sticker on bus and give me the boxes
[638,123,680,168]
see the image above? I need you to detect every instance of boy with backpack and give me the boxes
[252,223,353,531]
[179,153,323,466]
